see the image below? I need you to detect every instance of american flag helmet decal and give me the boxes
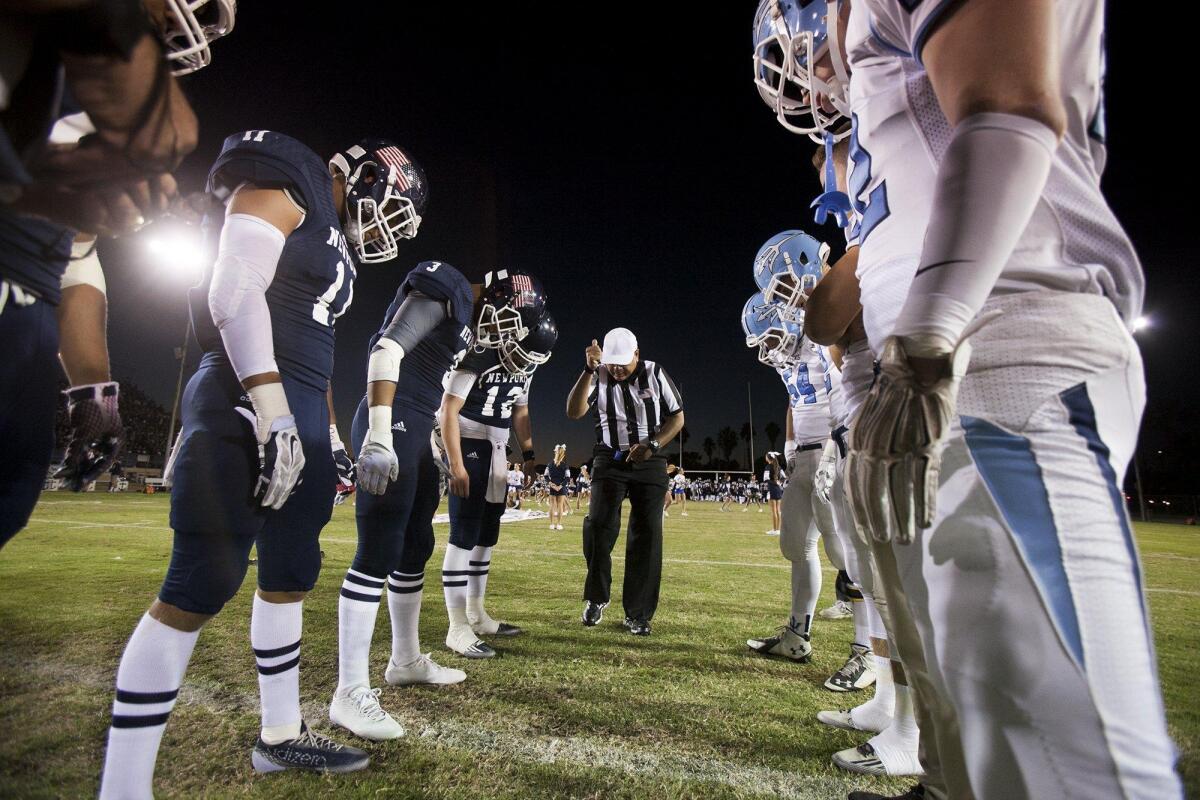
[511,274,534,307]
[376,146,412,191]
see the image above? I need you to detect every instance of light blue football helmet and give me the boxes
[742,292,804,367]
[751,0,850,142]
[752,230,829,320]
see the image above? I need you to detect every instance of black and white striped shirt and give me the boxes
[588,359,683,450]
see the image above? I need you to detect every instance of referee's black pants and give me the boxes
[581,445,669,622]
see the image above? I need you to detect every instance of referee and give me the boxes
[566,327,684,636]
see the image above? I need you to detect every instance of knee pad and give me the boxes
[159,529,253,614]
[398,524,435,575]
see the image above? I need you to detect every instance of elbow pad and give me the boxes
[208,213,286,381]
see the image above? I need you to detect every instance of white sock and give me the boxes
[850,654,896,731]
[851,598,870,649]
[441,545,472,617]
[388,571,424,667]
[789,554,821,637]
[99,613,199,800]
[868,682,923,775]
[466,545,494,626]
[337,568,384,695]
[251,594,303,744]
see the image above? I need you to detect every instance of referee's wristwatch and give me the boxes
[648,439,661,454]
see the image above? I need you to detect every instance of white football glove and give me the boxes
[844,334,972,545]
[813,438,838,506]
[784,440,798,475]
[357,405,399,496]
[235,383,305,511]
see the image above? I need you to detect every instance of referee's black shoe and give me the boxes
[623,617,651,636]
[582,600,607,626]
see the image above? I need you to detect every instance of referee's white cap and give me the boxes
[601,327,638,364]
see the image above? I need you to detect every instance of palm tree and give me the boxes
[764,420,781,453]
[703,436,715,465]
[740,422,754,471]
[718,427,739,465]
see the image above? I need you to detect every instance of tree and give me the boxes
[764,420,781,452]
[678,426,691,469]
[703,436,715,465]
[740,422,754,471]
[718,427,738,464]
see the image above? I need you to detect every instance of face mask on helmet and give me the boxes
[499,311,557,376]
[752,0,849,142]
[476,270,547,349]
[330,141,428,263]
[159,0,236,76]
[752,230,829,319]
[742,293,803,368]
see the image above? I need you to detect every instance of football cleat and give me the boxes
[445,626,497,659]
[329,686,403,741]
[385,653,467,685]
[825,643,876,692]
[747,625,812,662]
[251,722,369,774]
[623,617,652,636]
[582,600,608,627]
[818,600,854,620]
[832,743,887,776]
[816,707,887,733]
[471,618,522,637]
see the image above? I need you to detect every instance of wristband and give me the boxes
[522,449,536,462]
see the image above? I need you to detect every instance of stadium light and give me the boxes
[144,229,207,273]
[1132,315,1150,333]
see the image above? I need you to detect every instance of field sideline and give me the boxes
[1,494,1196,799]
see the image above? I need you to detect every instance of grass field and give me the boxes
[1,494,1196,799]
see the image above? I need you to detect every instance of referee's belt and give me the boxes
[832,425,849,459]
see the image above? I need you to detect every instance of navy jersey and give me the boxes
[0,39,73,304]
[372,261,475,419]
[545,462,570,486]
[457,346,531,429]
[190,130,356,392]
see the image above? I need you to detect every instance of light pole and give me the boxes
[164,315,192,468]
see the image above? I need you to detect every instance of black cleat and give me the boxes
[492,621,523,636]
[251,722,369,774]
[848,784,926,800]
[623,617,651,636]
[582,600,608,626]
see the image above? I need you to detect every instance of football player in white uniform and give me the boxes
[741,264,850,669]
[798,0,1182,797]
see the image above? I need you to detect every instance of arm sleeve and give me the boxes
[655,364,683,415]
[207,213,286,381]
[377,293,447,354]
[444,369,478,401]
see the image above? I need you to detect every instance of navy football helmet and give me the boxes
[742,292,803,368]
[329,139,428,263]
[752,0,850,142]
[752,230,829,320]
[499,310,557,376]
[476,269,547,348]
[160,0,237,75]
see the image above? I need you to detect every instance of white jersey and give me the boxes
[846,0,1141,354]
[778,339,835,445]
[672,475,687,490]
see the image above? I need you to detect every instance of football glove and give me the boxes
[54,381,124,491]
[235,383,305,510]
[331,425,356,505]
[813,438,838,506]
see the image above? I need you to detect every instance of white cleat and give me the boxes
[329,686,404,741]
[556,524,564,530]
[818,600,854,620]
[817,707,889,733]
[385,653,467,685]
[445,625,497,659]
[681,512,688,517]
[747,625,812,662]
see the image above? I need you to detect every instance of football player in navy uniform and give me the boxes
[331,269,546,740]
[0,0,205,548]
[97,134,428,796]
[437,309,557,658]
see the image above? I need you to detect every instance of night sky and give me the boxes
[97,4,1197,491]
